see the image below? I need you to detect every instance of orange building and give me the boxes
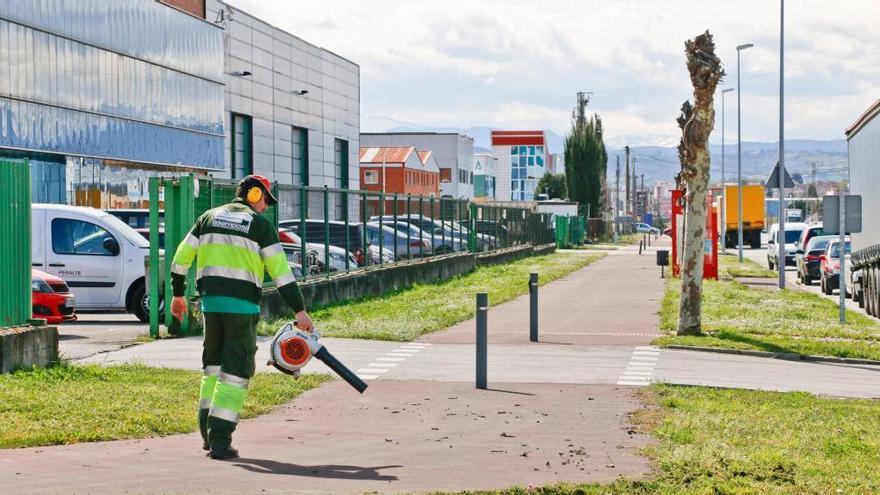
[359,146,441,197]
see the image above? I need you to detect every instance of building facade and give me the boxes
[208,0,360,196]
[472,153,496,199]
[359,146,440,197]
[360,132,474,199]
[491,130,549,201]
[0,0,225,206]
[846,98,880,254]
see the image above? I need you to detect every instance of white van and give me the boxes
[32,204,155,321]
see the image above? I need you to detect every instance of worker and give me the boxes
[169,174,313,460]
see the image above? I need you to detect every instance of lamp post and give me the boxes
[778,0,786,289]
[736,42,754,263]
[721,88,734,254]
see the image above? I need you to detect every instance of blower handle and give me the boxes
[314,346,368,394]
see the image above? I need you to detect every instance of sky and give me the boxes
[227,0,880,146]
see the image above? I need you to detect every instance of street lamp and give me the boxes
[721,87,734,254]
[777,0,786,289]
[736,42,754,262]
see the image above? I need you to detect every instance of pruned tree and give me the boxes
[535,172,568,199]
[677,31,724,336]
[564,93,606,218]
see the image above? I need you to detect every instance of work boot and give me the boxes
[202,441,210,451]
[209,447,239,460]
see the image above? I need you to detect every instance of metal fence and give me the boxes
[271,184,555,281]
[555,215,587,248]
[0,159,32,327]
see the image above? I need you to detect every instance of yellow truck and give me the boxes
[718,184,765,249]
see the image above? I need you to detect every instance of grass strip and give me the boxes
[433,385,880,494]
[654,255,880,360]
[0,364,330,449]
[259,252,604,340]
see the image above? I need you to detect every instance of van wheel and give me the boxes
[131,282,164,323]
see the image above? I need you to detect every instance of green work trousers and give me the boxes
[198,312,259,451]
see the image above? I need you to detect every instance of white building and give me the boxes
[472,153,497,199]
[208,1,360,190]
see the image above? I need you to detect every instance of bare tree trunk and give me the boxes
[677,31,724,336]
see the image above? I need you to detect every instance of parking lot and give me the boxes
[58,313,148,361]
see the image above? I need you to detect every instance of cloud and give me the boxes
[227,0,880,142]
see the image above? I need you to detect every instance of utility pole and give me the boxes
[624,146,631,216]
[632,157,638,218]
[641,174,645,192]
[615,155,620,241]
[777,0,786,289]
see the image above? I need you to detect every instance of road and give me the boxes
[59,312,147,360]
[739,238,871,319]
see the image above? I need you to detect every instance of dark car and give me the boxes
[279,219,368,266]
[796,235,834,286]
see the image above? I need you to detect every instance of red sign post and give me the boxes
[671,190,718,280]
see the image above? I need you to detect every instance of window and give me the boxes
[536,155,544,166]
[52,219,117,256]
[536,146,544,154]
[231,113,252,179]
[364,170,378,184]
[512,169,519,179]
[292,126,308,186]
[528,146,535,155]
[440,168,452,183]
[519,146,527,154]
[334,138,348,189]
[512,146,519,155]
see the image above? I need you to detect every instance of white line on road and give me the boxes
[358,343,431,380]
[617,346,660,386]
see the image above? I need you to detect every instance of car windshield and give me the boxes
[100,213,150,247]
[806,238,831,253]
[829,242,851,258]
[784,230,803,244]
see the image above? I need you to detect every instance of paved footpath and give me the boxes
[4,239,880,494]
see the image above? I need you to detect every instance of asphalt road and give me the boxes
[58,312,148,360]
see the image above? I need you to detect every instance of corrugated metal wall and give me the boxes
[848,115,880,252]
[0,159,31,327]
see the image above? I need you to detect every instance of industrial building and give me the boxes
[490,130,550,201]
[473,153,497,199]
[358,146,440,197]
[360,132,474,199]
[0,0,360,208]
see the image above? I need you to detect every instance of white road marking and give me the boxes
[357,344,431,380]
[617,346,660,386]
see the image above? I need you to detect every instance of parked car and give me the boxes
[370,215,465,253]
[663,227,673,237]
[371,220,435,257]
[280,229,357,273]
[32,204,155,322]
[767,222,808,269]
[31,269,77,324]
[795,223,825,254]
[795,235,835,285]
[820,239,851,295]
[279,219,372,267]
[365,222,432,260]
[635,223,660,235]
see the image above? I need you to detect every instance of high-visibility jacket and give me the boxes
[170,198,305,313]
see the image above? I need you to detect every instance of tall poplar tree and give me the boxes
[564,95,606,218]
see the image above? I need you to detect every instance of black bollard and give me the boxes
[529,272,538,342]
[476,292,488,389]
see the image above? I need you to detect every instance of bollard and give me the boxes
[529,272,538,342]
[639,240,643,255]
[648,233,651,247]
[476,292,488,389]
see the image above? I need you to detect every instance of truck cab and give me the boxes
[31,204,154,321]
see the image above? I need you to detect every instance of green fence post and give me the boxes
[392,194,398,261]
[406,194,412,260]
[360,192,368,266]
[344,188,351,272]
[163,179,177,331]
[148,177,160,337]
[299,186,307,280]
[469,203,478,253]
[0,159,31,327]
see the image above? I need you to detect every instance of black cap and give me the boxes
[239,175,278,206]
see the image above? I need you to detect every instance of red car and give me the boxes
[32,269,77,324]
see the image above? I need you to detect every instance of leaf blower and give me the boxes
[267,322,368,393]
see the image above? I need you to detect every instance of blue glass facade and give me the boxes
[510,144,544,200]
[0,0,224,171]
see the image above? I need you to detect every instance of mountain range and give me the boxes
[381,124,848,187]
